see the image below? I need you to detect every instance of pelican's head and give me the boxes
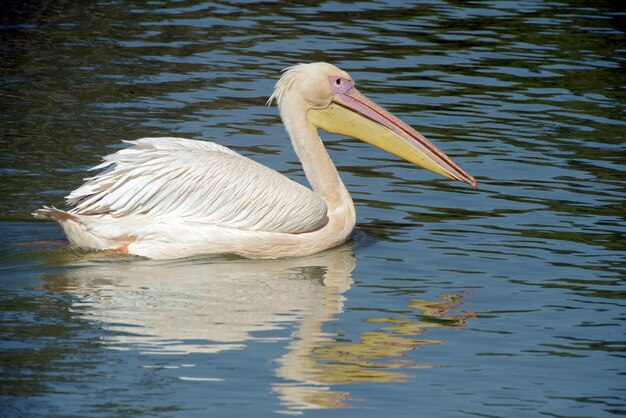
[268,62,476,187]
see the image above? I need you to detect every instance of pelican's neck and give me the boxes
[279,100,353,212]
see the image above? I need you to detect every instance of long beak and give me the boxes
[307,87,477,187]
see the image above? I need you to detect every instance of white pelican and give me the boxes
[34,62,476,259]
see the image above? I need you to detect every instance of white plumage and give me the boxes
[67,137,327,233]
[34,62,475,259]
[33,134,345,260]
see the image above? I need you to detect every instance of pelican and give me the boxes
[34,62,476,260]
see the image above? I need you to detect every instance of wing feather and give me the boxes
[67,137,328,234]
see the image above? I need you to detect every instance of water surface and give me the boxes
[1,1,625,417]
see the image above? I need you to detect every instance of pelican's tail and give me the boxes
[33,206,77,222]
[32,206,123,251]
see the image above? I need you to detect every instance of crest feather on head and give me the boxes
[266,63,309,107]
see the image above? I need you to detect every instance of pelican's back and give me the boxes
[63,138,327,234]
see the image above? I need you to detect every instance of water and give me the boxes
[1,0,624,417]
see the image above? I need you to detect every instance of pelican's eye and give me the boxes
[330,76,354,94]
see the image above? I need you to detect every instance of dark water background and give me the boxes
[1,1,625,417]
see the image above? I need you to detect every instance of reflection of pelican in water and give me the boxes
[41,246,356,355]
[41,246,474,411]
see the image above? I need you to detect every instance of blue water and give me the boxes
[1,1,624,417]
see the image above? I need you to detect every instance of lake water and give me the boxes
[1,1,624,417]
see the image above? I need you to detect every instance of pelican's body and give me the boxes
[34,63,475,260]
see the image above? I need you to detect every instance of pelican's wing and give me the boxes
[67,137,327,234]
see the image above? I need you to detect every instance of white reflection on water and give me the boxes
[44,245,355,355]
[40,244,472,411]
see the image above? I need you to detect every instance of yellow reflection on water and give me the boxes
[273,291,474,411]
